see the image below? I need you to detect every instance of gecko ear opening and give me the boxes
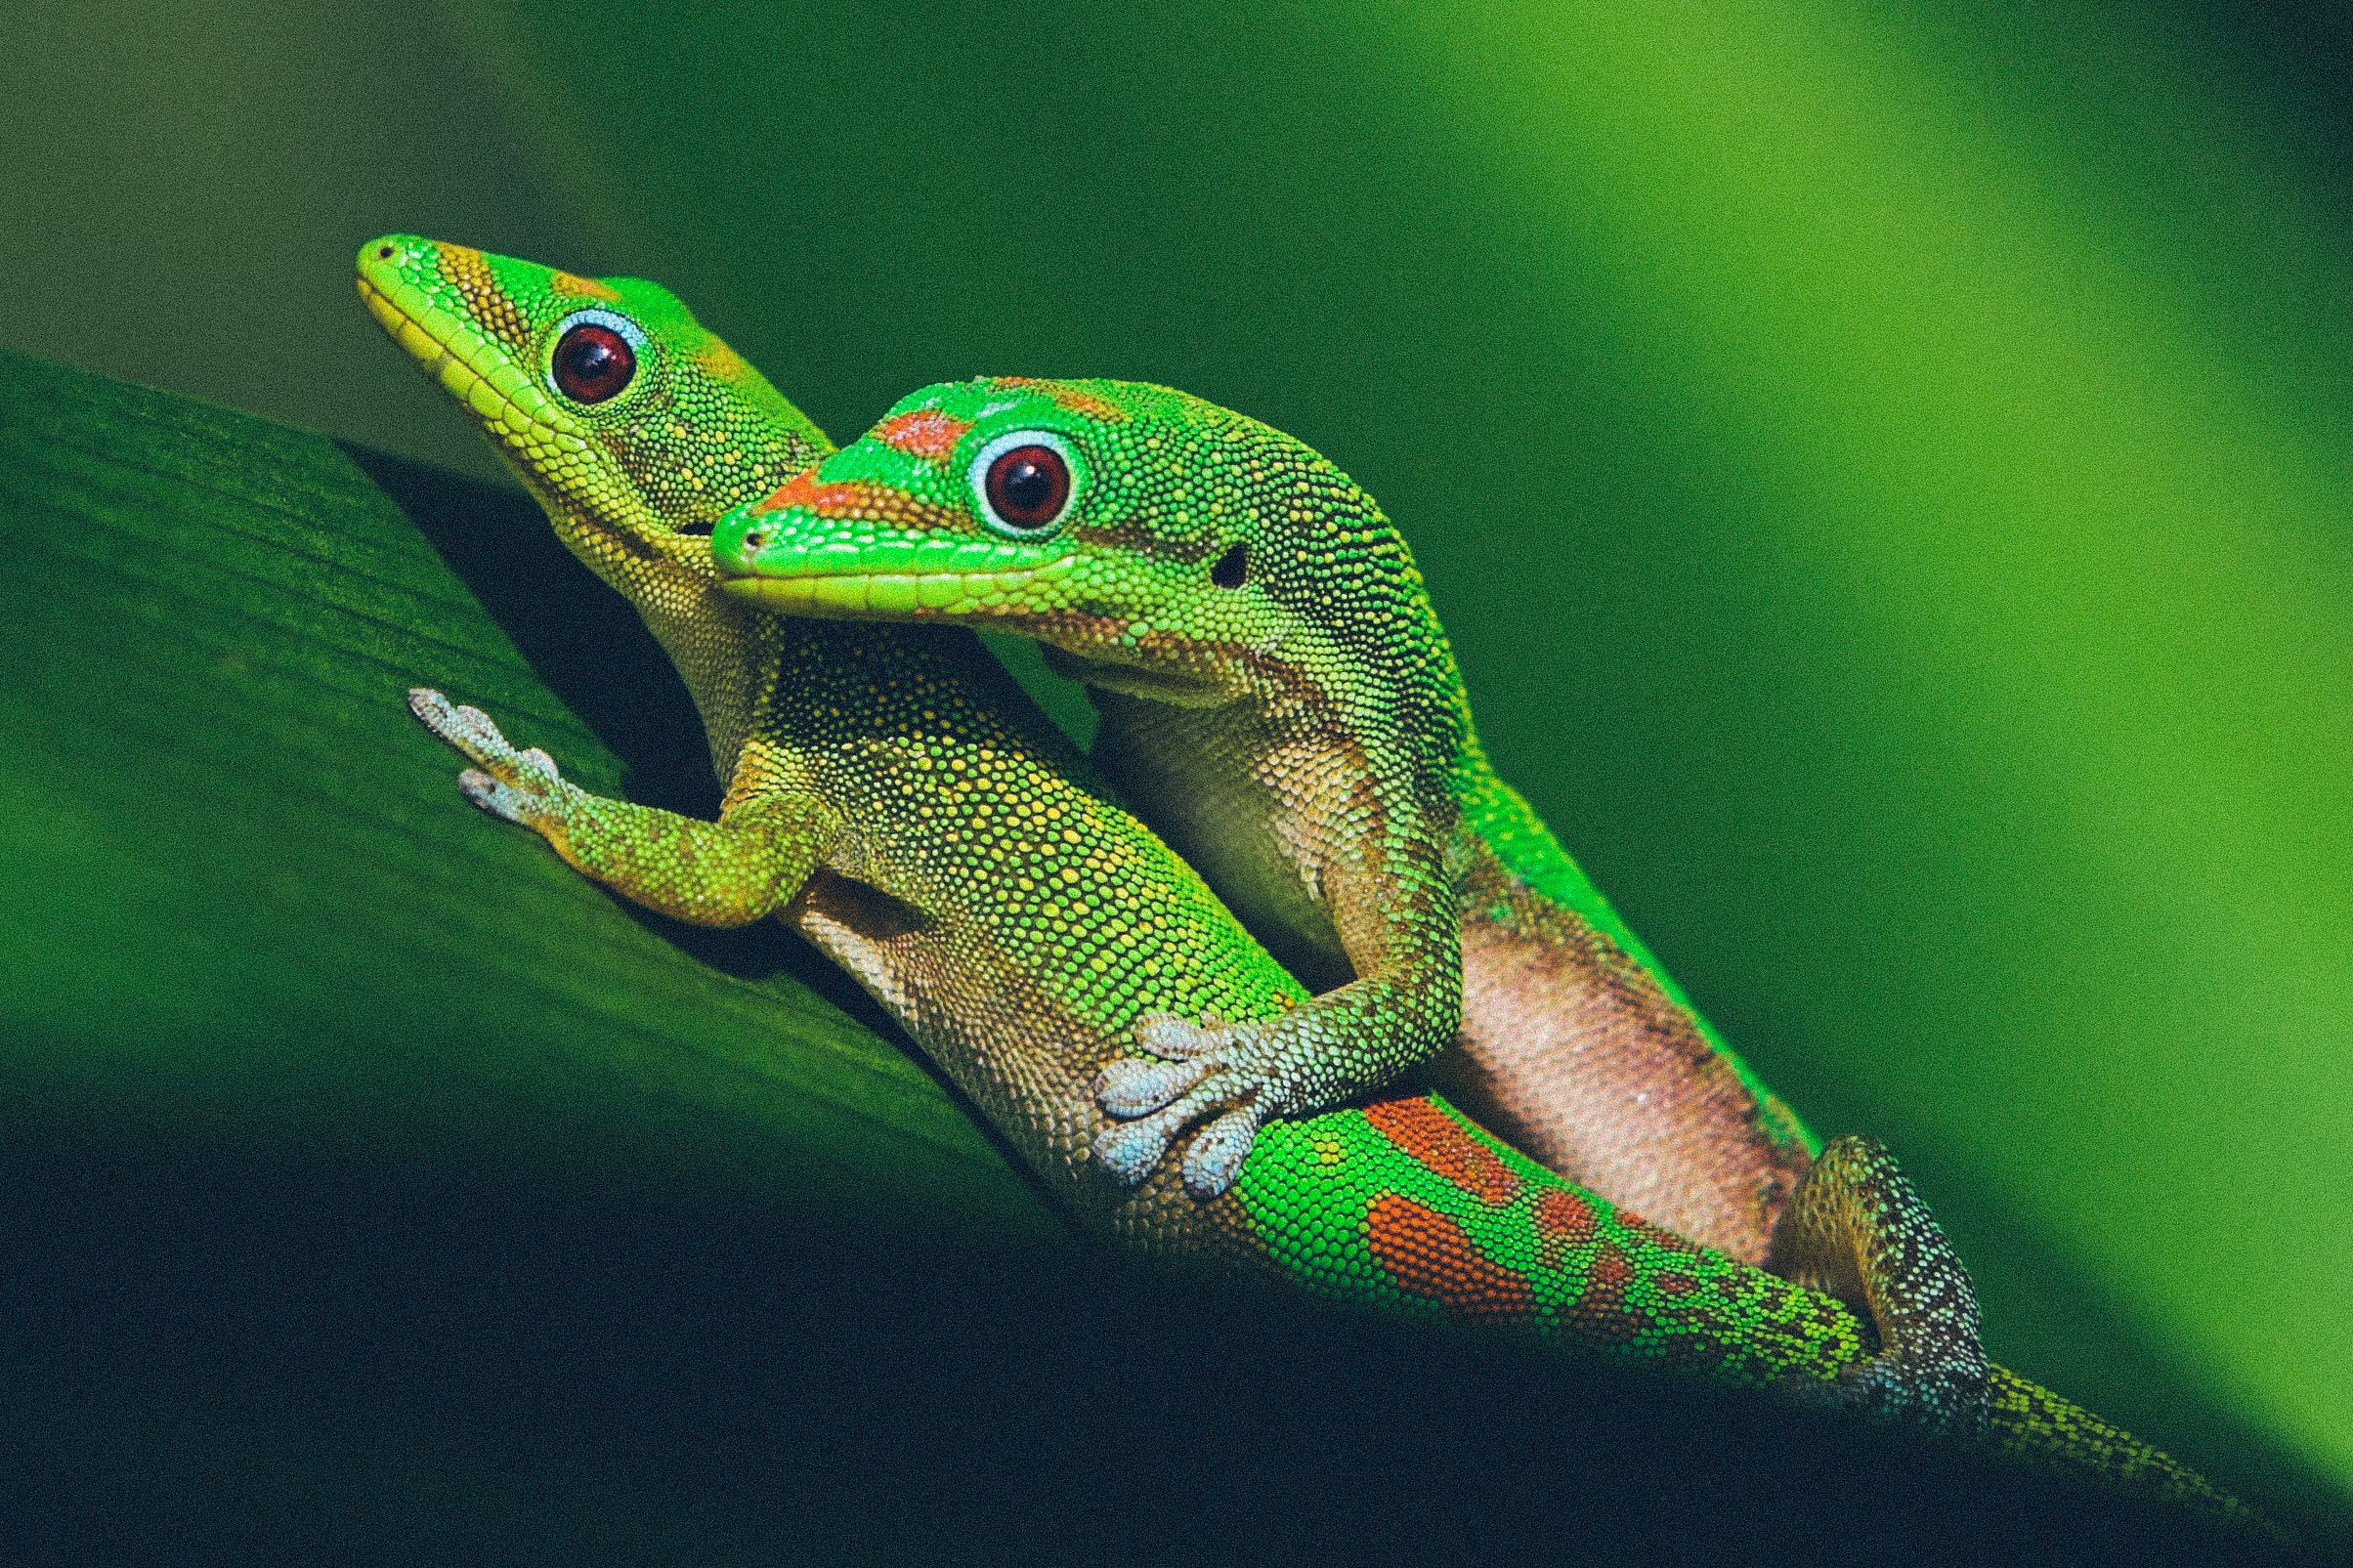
[1210,542,1249,589]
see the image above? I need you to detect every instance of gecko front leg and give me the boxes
[408,689,840,928]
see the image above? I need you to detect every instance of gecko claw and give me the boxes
[1091,1013,1285,1195]
[1088,1097,1259,1200]
[408,687,570,827]
[456,768,534,825]
[1091,1115,1178,1186]
[1133,1013,1223,1059]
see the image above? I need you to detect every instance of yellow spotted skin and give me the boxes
[361,237,2246,1526]
[711,379,1816,1261]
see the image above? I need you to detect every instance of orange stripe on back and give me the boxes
[1363,1096,1523,1205]
[1363,1191,1536,1326]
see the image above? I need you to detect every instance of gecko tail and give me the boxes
[1981,1364,2265,1535]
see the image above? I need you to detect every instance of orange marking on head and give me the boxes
[551,271,622,301]
[1363,1096,1522,1206]
[877,408,972,460]
[993,377,1133,425]
[1362,1192,1536,1326]
[749,473,968,531]
[753,468,821,515]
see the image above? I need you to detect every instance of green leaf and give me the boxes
[0,345,1055,1239]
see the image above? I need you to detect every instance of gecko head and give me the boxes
[711,377,1418,704]
[355,233,829,575]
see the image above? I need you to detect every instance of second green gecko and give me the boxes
[710,379,1812,1258]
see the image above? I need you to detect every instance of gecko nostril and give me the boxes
[377,243,395,260]
[743,530,768,551]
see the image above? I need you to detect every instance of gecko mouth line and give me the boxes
[719,563,1081,616]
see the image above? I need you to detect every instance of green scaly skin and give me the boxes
[358,236,2245,1523]
[707,380,1814,1261]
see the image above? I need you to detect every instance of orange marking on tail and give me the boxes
[1610,1209,1701,1256]
[1564,1242,1646,1348]
[1363,1192,1536,1326]
[1532,1187,1597,1268]
[1363,1096,1522,1206]
[877,408,972,459]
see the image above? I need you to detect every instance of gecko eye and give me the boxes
[553,324,633,403]
[985,446,1069,529]
[970,430,1078,537]
[548,309,646,404]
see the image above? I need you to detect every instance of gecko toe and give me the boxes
[1179,1107,1261,1199]
[1091,1114,1178,1186]
[456,769,534,825]
[1134,1013,1225,1060]
[1095,1055,1203,1117]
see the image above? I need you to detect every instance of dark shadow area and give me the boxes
[342,443,879,1011]
[0,1126,2312,1566]
[1702,988,2353,1554]
[1920,1133,2353,1553]
[340,443,722,821]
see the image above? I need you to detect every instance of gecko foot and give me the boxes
[1767,1134,1990,1439]
[1091,1014,1279,1199]
[406,688,571,828]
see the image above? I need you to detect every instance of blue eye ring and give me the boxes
[547,309,650,404]
[969,428,1083,537]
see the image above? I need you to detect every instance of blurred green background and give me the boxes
[6,0,2352,1544]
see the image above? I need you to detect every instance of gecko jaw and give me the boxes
[355,273,589,458]
[718,558,1081,618]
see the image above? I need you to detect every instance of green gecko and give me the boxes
[356,233,2244,1522]
[708,379,1816,1258]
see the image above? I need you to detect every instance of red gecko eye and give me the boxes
[983,444,1071,530]
[551,322,635,403]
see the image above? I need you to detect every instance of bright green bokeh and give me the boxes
[444,0,2353,1492]
[1377,0,2353,1477]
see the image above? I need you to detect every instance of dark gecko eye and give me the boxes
[984,445,1071,530]
[552,322,634,403]
[547,309,646,404]
[967,428,1082,538]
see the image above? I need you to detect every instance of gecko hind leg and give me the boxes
[1768,1134,1990,1438]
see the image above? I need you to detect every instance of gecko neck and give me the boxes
[546,504,769,784]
